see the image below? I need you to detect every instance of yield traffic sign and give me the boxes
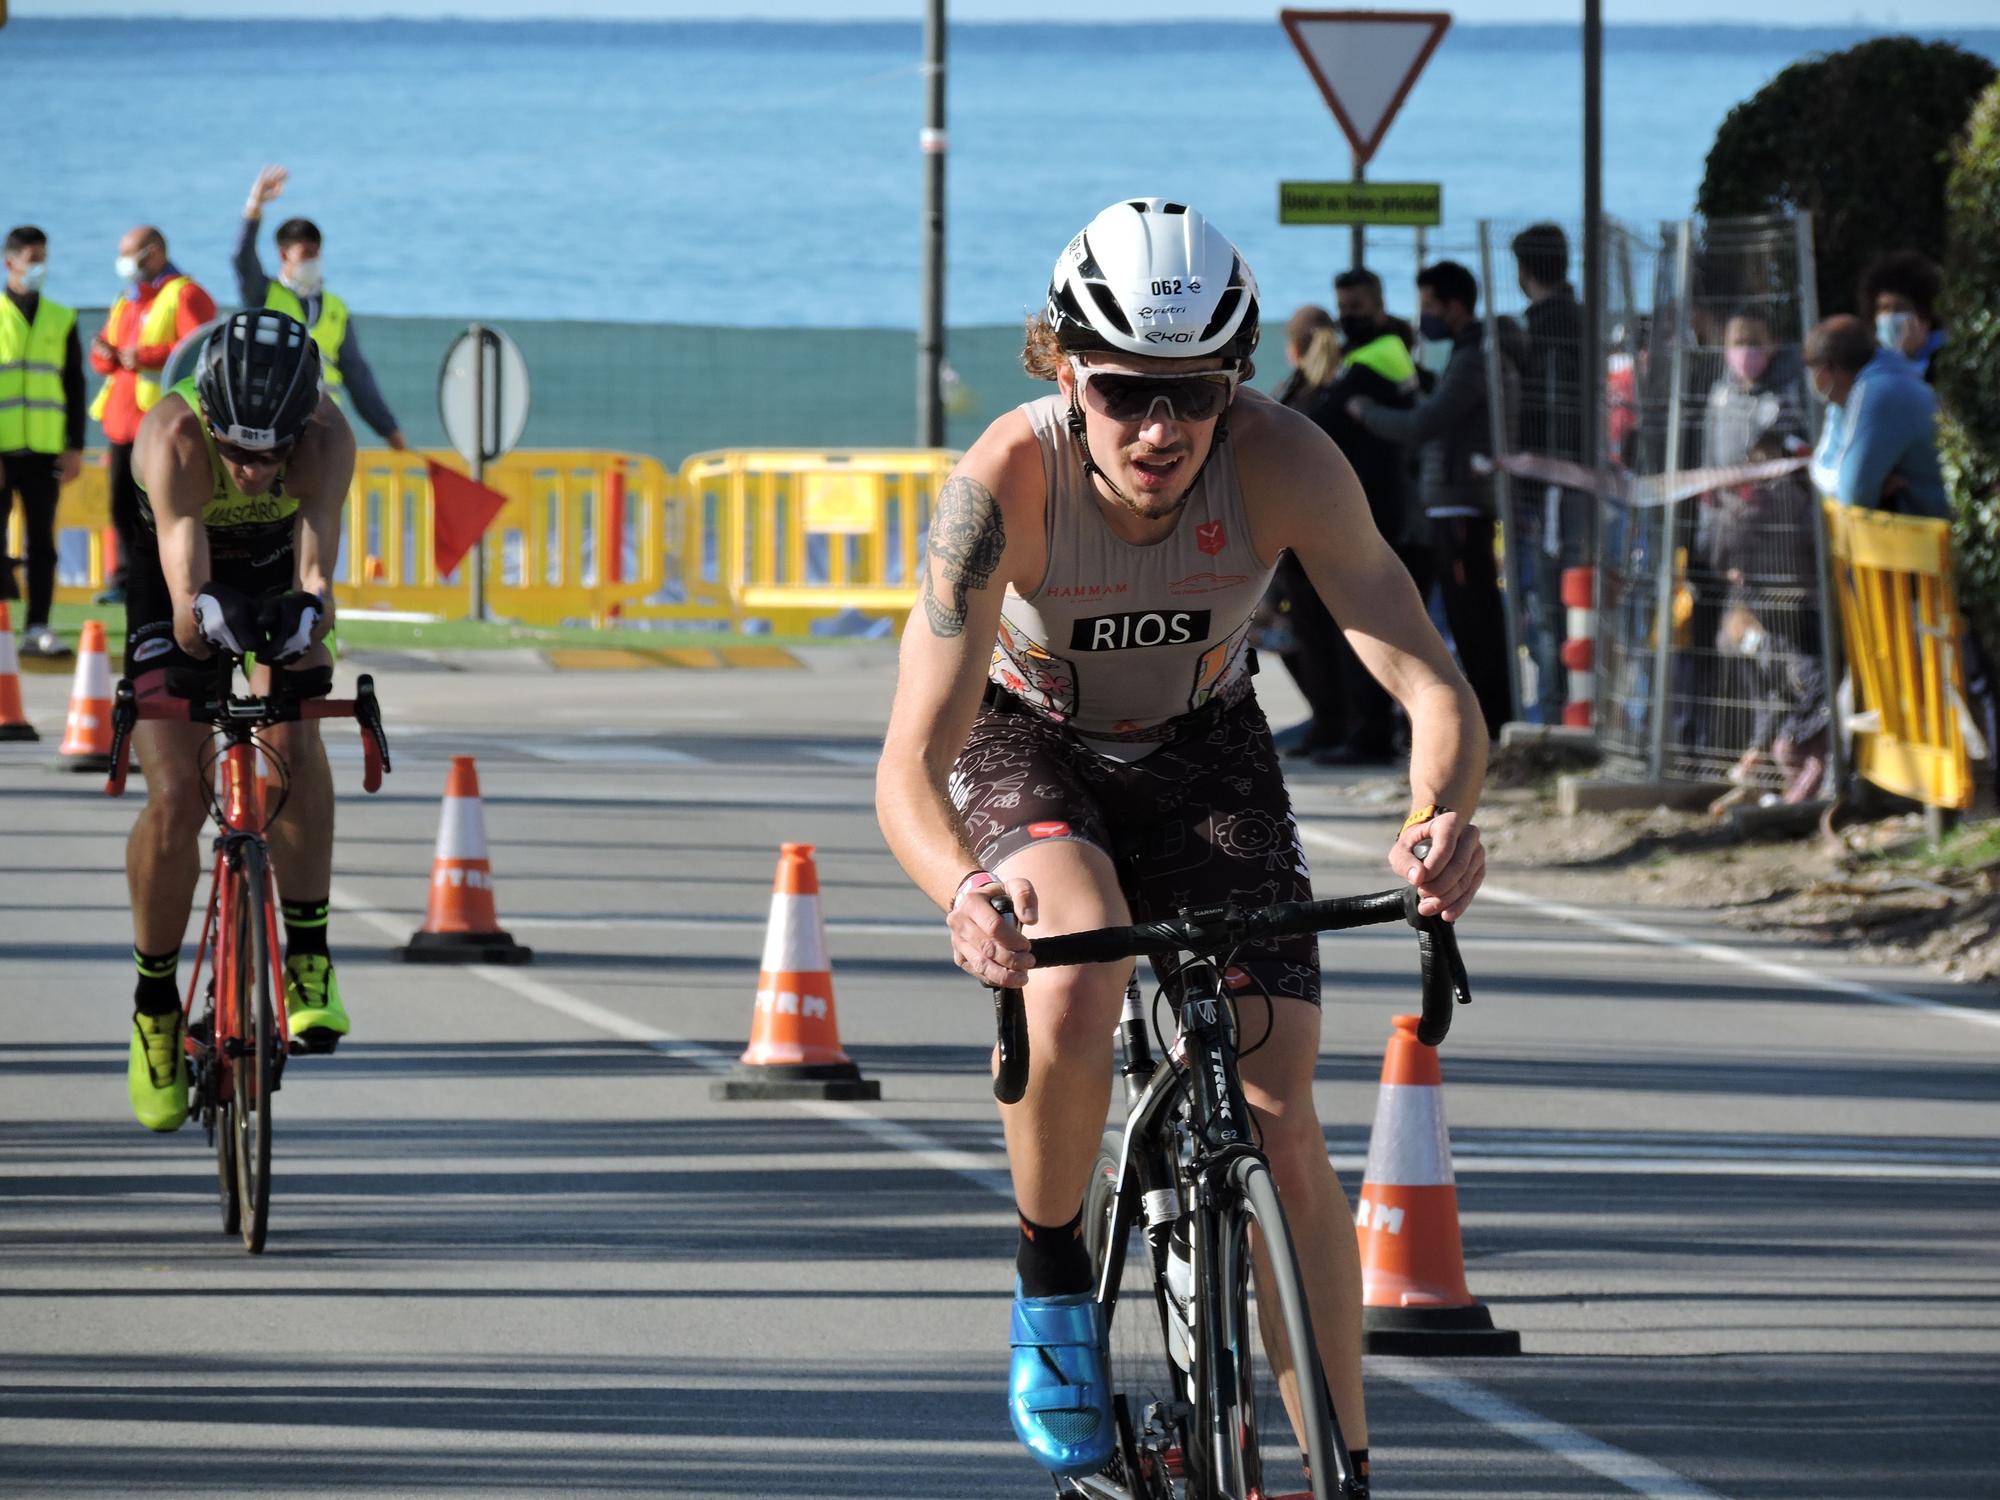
[1279,8,1452,168]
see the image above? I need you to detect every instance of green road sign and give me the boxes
[1279,181,1442,227]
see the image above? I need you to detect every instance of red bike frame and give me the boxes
[108,685,387,1082]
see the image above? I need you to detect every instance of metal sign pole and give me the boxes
[470,321,488,622]
[917,0,947,448]
[1351,150,1366,271]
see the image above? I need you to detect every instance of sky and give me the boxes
[16,0,1999,25]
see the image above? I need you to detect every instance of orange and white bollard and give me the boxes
[1558,567,1597,730]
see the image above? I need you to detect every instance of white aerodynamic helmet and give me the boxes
[1046,198,1260,365]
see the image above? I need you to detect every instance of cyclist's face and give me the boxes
[1059,354,1231,520]
[213,433,293,495]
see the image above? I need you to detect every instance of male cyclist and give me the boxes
[876,201,1490,1493]
[124,308,355,1133]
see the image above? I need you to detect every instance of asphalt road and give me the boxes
[3,648,1996,1499]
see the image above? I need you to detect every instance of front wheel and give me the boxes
[229,844,278,1254]
[1082,1135,1182,1500]
[1200,1158,1353,1500]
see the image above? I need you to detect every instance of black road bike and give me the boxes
[989,873,1470,1500]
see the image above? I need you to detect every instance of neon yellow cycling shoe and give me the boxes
[284,954,350,1052]
[128,1010,190,1132]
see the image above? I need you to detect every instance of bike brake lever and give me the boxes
[987,893,1029,1106]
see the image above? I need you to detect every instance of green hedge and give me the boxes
[1698,37,1995,317]
[1939,79,2000,656]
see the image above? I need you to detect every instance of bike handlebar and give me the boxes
[105,673,393,798]
[986,841,1472,1106]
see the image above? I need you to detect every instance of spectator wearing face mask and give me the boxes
[1347,260,1519,738]
[237,165,407,450]
[1859,250,1946,384]
[1805,314,1948,519]
[87,225,217,604]
[1,226,87,657]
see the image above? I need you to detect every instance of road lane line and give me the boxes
[1297,824,2000,1034]
[328,881,1744,1497]
[1376,1364,1731,1499]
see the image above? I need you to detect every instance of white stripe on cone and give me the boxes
[74,643,111,699]
[760,892,830,972]
[0,628,18,675]
[434,796,490,862]
[1360,1083,1456,1187]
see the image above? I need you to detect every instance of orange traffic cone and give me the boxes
[1354,1014,1519,1355]
[56,619,114,771]
[392,755,532,964]
[0,604,38,742]
[713,843,879,1101]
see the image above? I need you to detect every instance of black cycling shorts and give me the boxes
[123,524,294,682]
[950,690,1320,1005]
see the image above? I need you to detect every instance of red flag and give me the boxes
[426,459,509,579]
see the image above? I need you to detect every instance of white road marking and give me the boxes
[1377,1364,1732,1500]
[523,743,709,766]
[1296,824,2000,1035]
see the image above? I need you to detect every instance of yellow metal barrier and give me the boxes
[1824,499,1975,811]
[26,445,955,633]
[674,447,955,630]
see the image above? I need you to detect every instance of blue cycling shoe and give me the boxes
[1009,1283,1116,1477]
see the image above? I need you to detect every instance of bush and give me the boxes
[1938,80,2000,656]
[1698,37,1995,318]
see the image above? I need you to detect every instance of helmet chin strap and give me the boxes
[1064,388,1230,511]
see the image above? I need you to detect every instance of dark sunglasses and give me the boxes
[1071,359,1240,424]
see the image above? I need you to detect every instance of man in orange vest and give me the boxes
[87,226,217,604]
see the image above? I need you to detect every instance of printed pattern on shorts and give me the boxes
[950,693,1320,1004]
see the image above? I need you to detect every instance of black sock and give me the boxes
[1016,1205,1091,1298]
[281,898,330,960]
[133,948,180,1016]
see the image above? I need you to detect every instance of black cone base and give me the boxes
[1363,1301,1521,1357]
[393,928,534,964]
[59,752,112,772]
[712,1059,881,1101]
[0,723,39,741]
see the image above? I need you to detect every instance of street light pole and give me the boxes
[918,0,947,448]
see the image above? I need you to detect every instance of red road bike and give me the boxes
[108,668,390,1252]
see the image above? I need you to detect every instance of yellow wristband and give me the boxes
[1402,803,1448,832]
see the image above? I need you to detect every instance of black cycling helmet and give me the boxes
[195,308,321,451]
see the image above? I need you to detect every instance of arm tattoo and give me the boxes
[922,475,1005,638]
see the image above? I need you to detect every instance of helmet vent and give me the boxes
[1163,202,1188,214]
[1086,280,1134,337]
[1200,287,1243,344]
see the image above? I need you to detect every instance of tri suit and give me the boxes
[950,394,1323,1005]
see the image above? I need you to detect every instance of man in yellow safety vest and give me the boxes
[237,165,407,452]
[88,226,217,604]
[1,226,87,656]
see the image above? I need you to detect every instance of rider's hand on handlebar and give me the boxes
[262,589,328,665]
[947,873,1037,988]
[1391,809,1487,923]
[187,579,262,661]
